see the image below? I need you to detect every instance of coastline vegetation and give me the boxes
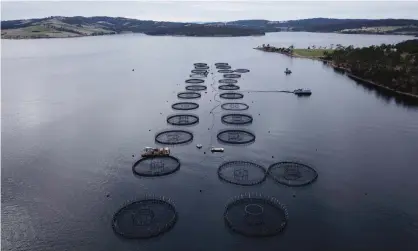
[255,40,418,97]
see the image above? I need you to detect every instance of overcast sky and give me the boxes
[1,1,418,22]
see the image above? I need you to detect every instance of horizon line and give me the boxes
[2,16,418,22]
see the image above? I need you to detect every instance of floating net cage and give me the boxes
[216,65,232,70]
[186,85,207,91]
[167,114,199,126]
[224,193,288,237]
[189,74,206,78]
[112,196,177,239]
[172,102,199,111]
[217,129,255,145]
[215,63,229,66]
[268,162,318,187]
[220,92,244,100]
[219,79,238,84]
[221,103,249,111]
[177,92,201,99]
[219,84,240,91]
[185,79,205,84]
[218,69,235,73]
[191,69,208,74]
[221,113,253,125]
[195,66,210,70]
[223,74,241,79]
[133,156,180,177]
[194,63,208,67]
[155,130,194,145]
[218,161,266,186]
[234,69,250,73]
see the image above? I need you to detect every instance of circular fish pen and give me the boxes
[216,65,232,70]
[133,156,180,177]
[191,69,208,74]
[177,92,201,99]
[221,103,249,111]
[167,114,199,126]
[194,63,207,67]
[218,69,234,73]
[234,69,250,73]
[221,114,253,125]
[219,84,240,91]
[224,194,288,237]
[219,79,238,84]
[185,79,205,84]
[155,130,193,145]
[215,63,229,66]
[223,74,241,79]
[186,85,207,91]
[218,161,266,186]
[189,74,206,78]
[112,196,177,239]
[195,65,209,70]
[220,92,244,100]
[268,162,318,187]
[217,129,255,145]
[172,102,199,111]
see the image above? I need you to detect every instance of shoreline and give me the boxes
[254,47,328,61]
[345,73,418,99]
[254,47,418,99]
[2,33,264,40]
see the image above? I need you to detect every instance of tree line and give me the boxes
[325,40,418,95]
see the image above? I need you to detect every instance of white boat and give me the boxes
[294,89,312,96]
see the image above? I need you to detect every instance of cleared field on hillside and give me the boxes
[293,49,334,57]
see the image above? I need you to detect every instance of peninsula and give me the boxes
[256,40,418,98]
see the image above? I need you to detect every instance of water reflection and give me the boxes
[350,78,418,109]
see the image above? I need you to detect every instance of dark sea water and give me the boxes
[2,32,418,251]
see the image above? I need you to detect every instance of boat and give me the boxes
[211,147,224,153]
[285,68,292,74]
[141,147,170,157]
[294,89,312,96]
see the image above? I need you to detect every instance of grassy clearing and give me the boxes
[293,49,334,57]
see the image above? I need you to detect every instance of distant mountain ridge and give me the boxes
[2,16,418,39]
[216,18,418,33]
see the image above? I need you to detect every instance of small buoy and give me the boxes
[132,69,134,71]
[272,156,274,158]
[132,155,135,158]
[204,152,206,154]
[199,190,202,192]
[292,194,296,198]
[106,194,110,197]
[365,193,368,196]
[149,129,151,131]
[268,131,270,133]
